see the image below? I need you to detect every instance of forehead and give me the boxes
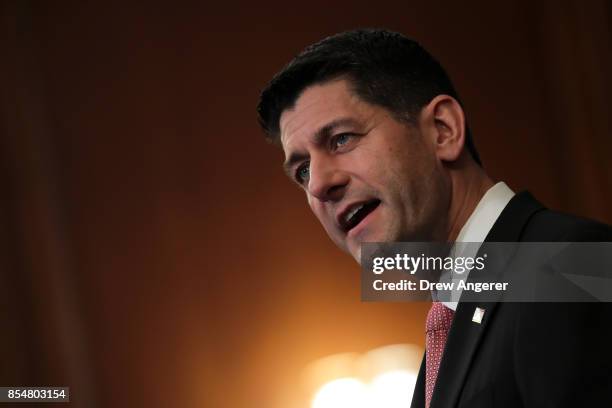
[279,79,370,152]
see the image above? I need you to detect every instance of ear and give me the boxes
[421,95,466,162]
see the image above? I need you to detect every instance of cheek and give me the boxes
[345,148,386,185]
[368,151,411,194]
[307,196,321,219]
[308,198,332,227]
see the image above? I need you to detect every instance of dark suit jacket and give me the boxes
[410,191,612,408]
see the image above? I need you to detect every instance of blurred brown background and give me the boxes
[1,1,611,407]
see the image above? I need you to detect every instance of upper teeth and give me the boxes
[345,204,365,224]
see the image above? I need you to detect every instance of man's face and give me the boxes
[279,79,450,263]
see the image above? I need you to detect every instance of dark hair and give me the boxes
[256,28,482,166]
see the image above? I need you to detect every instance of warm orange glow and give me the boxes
[305,344,423,408]
[369,370,417,408]
[311,378,369,408]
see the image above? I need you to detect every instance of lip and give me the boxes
[336,199,381,235]
[346,201,380,239]
[336,200,373,232]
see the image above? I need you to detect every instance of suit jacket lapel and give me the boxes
[429,191,544,408]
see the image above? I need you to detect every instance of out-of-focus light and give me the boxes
[311,377,368,408]
[369,369,417,408]
[304,344,423,408]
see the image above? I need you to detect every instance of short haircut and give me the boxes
[256,28,482,166]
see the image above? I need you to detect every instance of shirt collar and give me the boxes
[455,182,515,244]
[440,182,515,311]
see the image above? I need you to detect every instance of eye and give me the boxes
[296,162,310,184]
[333,133,354,149]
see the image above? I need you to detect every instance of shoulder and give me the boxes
[484,191,612,242]
[520,208,612,241]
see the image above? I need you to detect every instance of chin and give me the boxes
[340,240,361,265]
[360,230,397,245]
[350,247,362,265]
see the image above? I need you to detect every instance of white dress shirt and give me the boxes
[440,182,515,311]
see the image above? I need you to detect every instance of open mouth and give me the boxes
[341,199,381,233]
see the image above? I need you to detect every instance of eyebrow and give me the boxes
[282,117,360,178]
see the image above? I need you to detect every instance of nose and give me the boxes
[307,157,349,202]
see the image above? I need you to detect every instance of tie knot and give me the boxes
[426,302,455,333]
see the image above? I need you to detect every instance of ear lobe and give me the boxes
[429,95,466,162]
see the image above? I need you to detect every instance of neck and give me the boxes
[445,161,494,242]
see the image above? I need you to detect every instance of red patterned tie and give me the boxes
[425,302,455,408]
